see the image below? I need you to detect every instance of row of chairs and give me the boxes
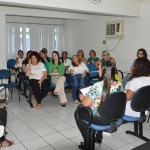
[76,86,150,150]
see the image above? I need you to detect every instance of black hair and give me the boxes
[98,62,117,110]
[61,51,68,63]
[40,50,50,64]
[89,50,96,56]
[52,51,61,65]
[18,50,23,54]
[29,51,41,62]
[137,48,148,59]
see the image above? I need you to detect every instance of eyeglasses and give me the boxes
[138,53,144,55]
[102,54,108,57]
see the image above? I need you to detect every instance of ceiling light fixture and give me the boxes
[88,0,101,4]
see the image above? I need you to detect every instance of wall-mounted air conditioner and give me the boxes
[106,20,124,39]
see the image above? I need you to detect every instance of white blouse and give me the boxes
[125,76,150,117]
[67,62,89,75]
[27,62,46,80]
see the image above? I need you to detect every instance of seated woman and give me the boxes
[67,55,89,104]
[77,50,88,65]
[136,48,147,59]
[48,51,67,107]
[87,50,99,65]
[15,50,25,72]
[61,51,71,70]
[74,62,122,149]
[25,51,49,109]
[125,57,150,117]
[123,48,148,89]
[0,94,14,148]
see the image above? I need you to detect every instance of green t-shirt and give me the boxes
[47,62,65,75]
[88,57,99,64]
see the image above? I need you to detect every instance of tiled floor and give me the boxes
[1,89,150,150]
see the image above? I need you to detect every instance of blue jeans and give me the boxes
[72,74,87,101]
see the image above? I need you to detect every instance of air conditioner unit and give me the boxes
[106,20,124,39]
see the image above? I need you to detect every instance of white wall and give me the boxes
[0,13,6,69]
[0,0,141,17]
[64,5,150,71]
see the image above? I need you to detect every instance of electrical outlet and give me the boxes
[103,40,106,44]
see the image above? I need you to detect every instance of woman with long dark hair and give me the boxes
[74,62,122,149]
[48,51,67,107]
[39,49,51,72]
[61,51,71,70]
[125,58,150,117]
[136,48,147,59]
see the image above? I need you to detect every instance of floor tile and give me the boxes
[52,139,77,150]
[51,122,73,131]
[42,132,67,145]
[60,128,81,138]
[102,136,128,149]
[1,143,27,150]
[22,137,49,150]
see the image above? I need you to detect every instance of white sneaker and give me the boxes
[74,100,79,104]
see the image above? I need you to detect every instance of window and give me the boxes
[6,23,64,59]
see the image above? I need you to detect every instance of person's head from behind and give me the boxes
[98,62,116,107]
[137,48,147,59]
[18,50,24,58]
[130,58,150,81]
[89,50,96,57]
[102,50,110,61]
[29,51,40,65]
[72,55,80,66]
[101,61,116,81]
[62,51,68,60]
[52,51,60,63]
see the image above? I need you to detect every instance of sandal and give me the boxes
[0,139,14,148]
[33,103,37,108]
[61,103,66,107]
[78,142,86,149]
[54,91,59,96]
[33,103,41,110]
[36,104,41,110]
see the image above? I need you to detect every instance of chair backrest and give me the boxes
[99,91,126,122]
[0,69,11,79]
[87,64,98,78]
[7,59,16,69]
[131,86,150,112]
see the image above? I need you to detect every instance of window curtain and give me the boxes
[6,23,64,59]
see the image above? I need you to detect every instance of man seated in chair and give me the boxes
[74,62,122,150]
[125,58,150,117]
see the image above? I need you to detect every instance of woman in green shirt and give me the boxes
[48,51,67,107]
